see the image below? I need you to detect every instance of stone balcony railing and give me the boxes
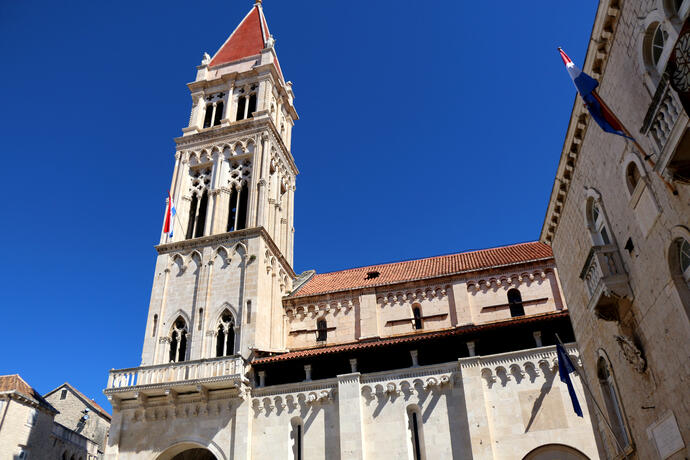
[104,355,247,402]
[579,244,632,321]
[641,75,684,157]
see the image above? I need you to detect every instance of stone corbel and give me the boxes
[197,385,209,403]
[135,392,148,407]
[165,389,178,405]
[107,395,121,412]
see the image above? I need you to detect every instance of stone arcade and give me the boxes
[103,3,603,459]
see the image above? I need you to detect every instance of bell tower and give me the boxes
[139,0,298,367]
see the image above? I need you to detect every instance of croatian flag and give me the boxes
[558,48,632,139]
[163,192,176,238]
[556,343,583,417]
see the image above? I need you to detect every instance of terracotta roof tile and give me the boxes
[253,310,568,364]
[0,374,57,413]
[291,241,553,298]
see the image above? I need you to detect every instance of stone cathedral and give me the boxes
[103,3,603,459]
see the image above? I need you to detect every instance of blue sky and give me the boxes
[0,1,596,411]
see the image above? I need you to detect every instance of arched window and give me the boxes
[508,288,525,317]
[597,357,630,450]
[407,406,425,460]
[203,105,214,128]
[194,190,209,238]
[215,310,235,357]
[412,306,423,330]
[669,234,690,318]
[290,418,303,460]
[247,93,257,118]
[316,319,327,342]
[186,194,198,239]
[169,317,188,363]
[227,182,249,232]
[235,96,247,121]
[679,238,690,284]
[587,198,611,246]
[644,22,670,72]
[213,101,224,126]
[625,162,641,195]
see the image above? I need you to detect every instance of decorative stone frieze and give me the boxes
[466,268,553,293]
[377,285,449,306]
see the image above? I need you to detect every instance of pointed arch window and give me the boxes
[316,319,327,342]
[169,317,188,362]
[508,288,525,317]
[412,306,423,330]
[186,168,212,240]
[597,357,630,450]
[235,85,258,121]
[215,310,236,357]
[227,182,250,232]
[588,199,611,246]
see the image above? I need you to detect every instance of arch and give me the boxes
[668,226,690,319]
[168,316,189,363]
[155,439,225,460]
[215,308,236,357]
[406,404,426,460]
[522,443,589,460]
[508,288,525,317]
[621,153,648,197]
[596,351,631,450]
[583,188,613,246]
[289,416,303,460]
[637,9,678,92]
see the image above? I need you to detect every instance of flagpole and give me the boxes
[555,334,628,458]
[591,93,678,196]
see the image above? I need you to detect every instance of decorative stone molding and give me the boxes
[466,268,553,293]
[377,285,449,306]
[250,387,337,416]
[285,297,358,319]
[615,334,646,373]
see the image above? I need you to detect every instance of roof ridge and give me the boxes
[310,241,549,276]
[208,5,258,66]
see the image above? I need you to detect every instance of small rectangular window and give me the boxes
[60,389,67,400]
[27,409,37,426]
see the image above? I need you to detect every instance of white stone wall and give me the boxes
[285,262,564,350]
[0,397,57,459]
[541,0,690,458]
[106,345,600,460]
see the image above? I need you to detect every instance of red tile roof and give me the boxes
[0,374,57,413]
[252,310,568,364]
[209,4,277,71]
[292,241,553,298]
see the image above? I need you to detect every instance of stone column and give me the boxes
[451,281,473,325]
[232,395,253,460]
[458,357,496,458]
[337,373,365,460]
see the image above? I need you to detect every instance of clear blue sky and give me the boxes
[0,1,596,411]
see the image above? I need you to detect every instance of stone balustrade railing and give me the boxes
[579,244,631,321]
[106,355,245,390]
[642,75,683,156]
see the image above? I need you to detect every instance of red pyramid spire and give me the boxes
[209,3,271,68]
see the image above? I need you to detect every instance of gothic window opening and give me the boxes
[227,187,238,232]
[227,161,251,232]
[186,194,198,239]
[247,93,257,117]
[169,317,188,363]
[213,101,224,126]
[237,182,249,230]
[588,199,611,246]
[194,190,209,238]
[625,162,641,194]
[508,289,525,317]
[316,319,327,342]
[597,357,630,450]
[651,24,667,67]
[215,310,235,357]
[236,96,247,121]
[413,306,423,330]
[198,308,203,331]
[203,105,214,128]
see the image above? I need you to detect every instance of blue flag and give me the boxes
[556,343,583,417]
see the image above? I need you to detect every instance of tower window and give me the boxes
[203,105,214,128]
[152,314,158,337]
[213,101,224,126]
[316,319,327,342]
[508,288,525,317]
[247,93,257,118]
[169,317,188,362]
[236,96,247,121]
[194,190,209,238]
[216,310,235,357]
[412,306,423,330]
[186,194,198,239]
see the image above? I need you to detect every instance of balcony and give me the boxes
[104,356,248,403]
[579,245,633,321]
[641,75,685,157]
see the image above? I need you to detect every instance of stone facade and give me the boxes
[541,1,690,459]
[0,375,101,460]
[103,2,604,459]
[45,383,112,456]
